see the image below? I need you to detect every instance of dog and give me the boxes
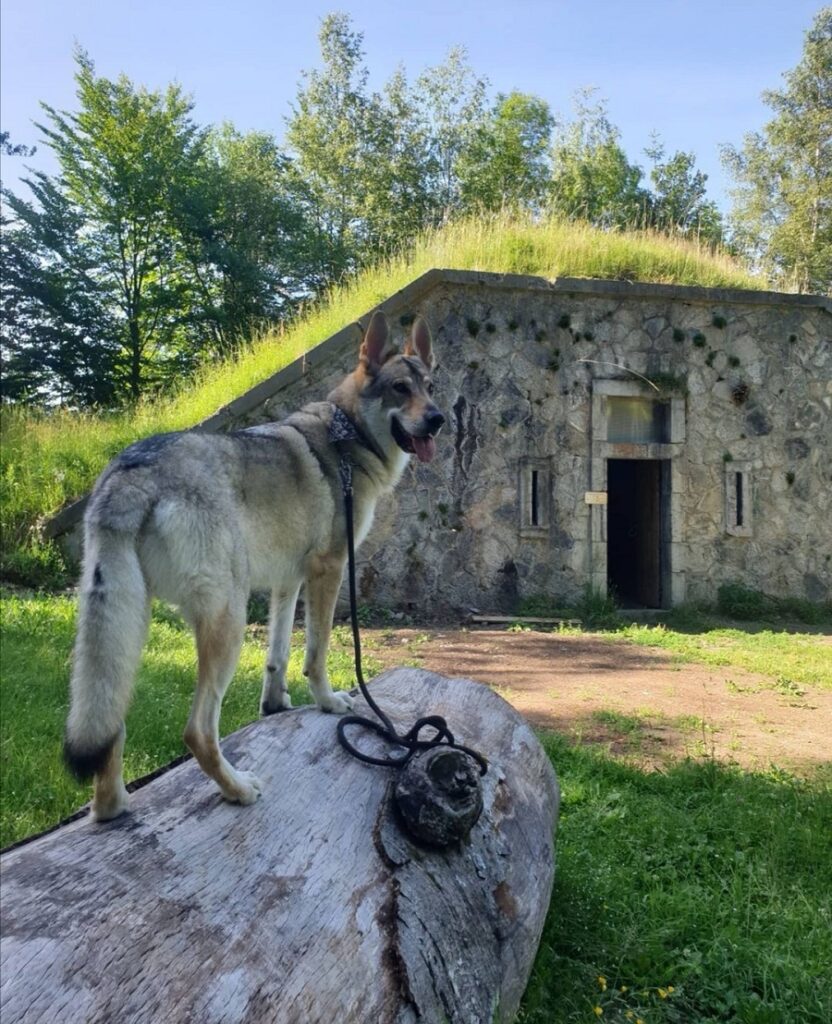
[64,312,442,821]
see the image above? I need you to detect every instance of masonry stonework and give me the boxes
[51,273,832,615]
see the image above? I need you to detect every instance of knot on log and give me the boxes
[394,746,484,846]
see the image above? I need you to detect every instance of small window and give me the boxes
[520,458,549,536]
[725,462,753,536]
[607,397,670,444]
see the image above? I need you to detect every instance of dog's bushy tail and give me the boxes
[64,528,149,781]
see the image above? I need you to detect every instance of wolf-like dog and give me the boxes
[64,312,442,821]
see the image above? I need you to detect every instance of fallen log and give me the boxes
[1,668,559,1024]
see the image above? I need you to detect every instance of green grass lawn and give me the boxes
[615,621,832,691]
[2,590,830,1023]
[0,590,372,846]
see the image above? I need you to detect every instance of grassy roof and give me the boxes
[1,215,768,584]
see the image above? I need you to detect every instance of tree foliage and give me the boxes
[645,135,723,243]
[722,7,831,292]
[549,89,648,227]
[458,92,554,213]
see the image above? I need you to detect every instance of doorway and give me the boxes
[607,459,670,608]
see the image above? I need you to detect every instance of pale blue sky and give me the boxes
[0,0,823,211]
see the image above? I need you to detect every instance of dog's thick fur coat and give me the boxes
[64,313,442,820]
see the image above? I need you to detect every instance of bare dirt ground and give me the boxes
[367,628,832,775]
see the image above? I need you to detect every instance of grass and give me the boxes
[618,622,832,691]
[520,735,832,1024]
[0,590,376,847]
[2,590,830,1022]
[0,214,764,585]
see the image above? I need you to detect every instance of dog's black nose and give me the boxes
[425,409,445,436]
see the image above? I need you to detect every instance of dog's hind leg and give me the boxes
[261,585,300,715]
[303,555,354,715]
[184,601,263,805]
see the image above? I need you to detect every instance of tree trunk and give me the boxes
[1,669,559,1024]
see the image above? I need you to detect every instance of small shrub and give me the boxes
[692,331,707,347]
[712,314,727,328]
[557,313,571,329]
[717,583,770,620]
[465,317,481,337]
[672,327,686,343]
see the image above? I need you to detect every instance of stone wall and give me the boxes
[51,272,832,614]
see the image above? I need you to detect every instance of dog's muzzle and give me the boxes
[391,407,445,464]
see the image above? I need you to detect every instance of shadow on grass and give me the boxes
[520,733,832,1024]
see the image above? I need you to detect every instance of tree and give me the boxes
[645,135,723,243]
[458,91,554,213]
[722,7,831,292]
[286,13,377,285]
[415,47,488,223]
[549,88,647,228]
[174,125,310,357]
[1,141,118,406]
[4,50,208,400]
[359,67,435,253]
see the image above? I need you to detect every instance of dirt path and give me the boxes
[367,628,832,774]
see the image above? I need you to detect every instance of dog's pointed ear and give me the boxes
[404,316,434,370]
[359,311,394,372]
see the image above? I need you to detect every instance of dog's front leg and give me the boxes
[261,585,301,715]
[304,555,354,714]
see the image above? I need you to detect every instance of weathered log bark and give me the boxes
[1,669,559,1024]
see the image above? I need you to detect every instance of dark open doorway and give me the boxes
[607,459,670,608]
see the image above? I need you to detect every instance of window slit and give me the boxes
[735,472,744,527]
[531,470,539,526]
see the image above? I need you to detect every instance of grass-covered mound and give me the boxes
[1,215,764,585]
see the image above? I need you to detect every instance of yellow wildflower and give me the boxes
[597,976,608,991]
[593,1007,603,1018]
[620,986,629,993]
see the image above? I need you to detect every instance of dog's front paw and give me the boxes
[317,690,355,715]
[224,770,264,806]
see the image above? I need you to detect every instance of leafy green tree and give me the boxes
[360,67,434,253]
[2,148,118,405]
[286,13,377,285]
[458,91,554,213]
[5,50,206,399]
[722,7,831,292]
[645,135,723,243]
[415,47,488,223]
[549,88,647,228]
[174,125,310,357]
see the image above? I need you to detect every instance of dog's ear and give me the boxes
[404,316,434,370]
[359,311,394,372]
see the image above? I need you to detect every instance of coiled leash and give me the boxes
[329,406,487,845]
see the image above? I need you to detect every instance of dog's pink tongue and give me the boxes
[412,435,436,463]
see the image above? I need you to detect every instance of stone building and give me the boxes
[49,271,832,614]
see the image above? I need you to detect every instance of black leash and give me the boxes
[329,406,488,777]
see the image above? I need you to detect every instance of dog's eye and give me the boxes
[393,381,411,395]
[426,382,434,395]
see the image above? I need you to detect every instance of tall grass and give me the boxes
[1,215,764,584]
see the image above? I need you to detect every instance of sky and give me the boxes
[0,0,824,213]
